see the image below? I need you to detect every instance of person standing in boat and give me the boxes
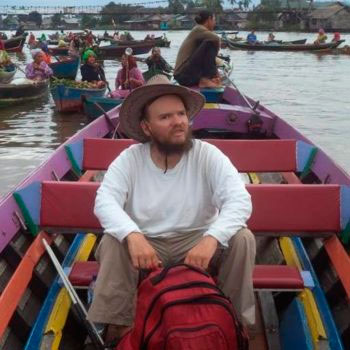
[332,32,341,42]
[144,47,172,80]
[174,10,222,88]
[247,30,257,44]
[25,49,53,81]
[80,50,106,88]
[110,53,144,98]
[87,74,256,345]
[314,28,328,44]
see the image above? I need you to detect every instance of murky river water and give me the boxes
[0,30,350,198]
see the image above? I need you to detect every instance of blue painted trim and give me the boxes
[65,139,83,175]
[200,88,224,103]
[296,140,316,173]
[292,237,344,350]
[340,186,350,231]
[301,271,315,289]
[280,298,313,350]
[24,234,85,350]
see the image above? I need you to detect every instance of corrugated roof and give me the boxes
[310,3,345,18]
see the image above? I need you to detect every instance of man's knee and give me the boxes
[229,228,256,250]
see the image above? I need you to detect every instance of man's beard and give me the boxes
[152,129,193,155]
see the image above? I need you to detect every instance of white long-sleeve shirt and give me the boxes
[94,139,252,247]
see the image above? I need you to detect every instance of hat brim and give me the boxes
[119,84,205,142]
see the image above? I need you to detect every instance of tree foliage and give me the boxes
[28,11,42,27]
[80,14,98,29]
[51,13,62,27]
[100,2,137,25]
[168,0,185,14]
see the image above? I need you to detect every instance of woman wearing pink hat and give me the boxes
[314,28,328,45]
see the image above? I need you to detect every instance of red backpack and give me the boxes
[116,264,249,350]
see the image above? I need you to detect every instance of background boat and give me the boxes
[4,34,28,53]
[97,43,154,59]
[227,39,344,51]
[0,79,48,106]
[48,46,69,56]
[49,57,80,80]
[50,84,106,112]
[81,95,122,120]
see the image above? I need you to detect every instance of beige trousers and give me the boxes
[87,228,256,326]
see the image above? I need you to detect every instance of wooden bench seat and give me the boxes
[68,261,307,291]
[65,138,318,177]
[40,181,341,235]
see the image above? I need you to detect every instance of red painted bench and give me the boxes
[81,138,298,173]
[40,181,340,235]
[68,261,306,291]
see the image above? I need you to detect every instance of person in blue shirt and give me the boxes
[247,30,257,44]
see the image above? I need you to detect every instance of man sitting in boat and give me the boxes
[110,53,144,99]
[0,40,12,68]
[87,74,256,344]
[80,50,106,88]
[174,10,222,88]
[25,49,53,81]
[144,47,172,81]
[267,32,275,42]
[314,28,328,45]
[247,30,257,44]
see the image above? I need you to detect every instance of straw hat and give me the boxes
[119,75,205,142]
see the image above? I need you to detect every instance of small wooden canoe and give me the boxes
[227,39,344,51]
[50,84,106,112]
[0,65,16,84]
[49,57,80,80]
[48,46,69,56]
[4,34,28,53]
[0,79,48,106]
[82,95,122,120]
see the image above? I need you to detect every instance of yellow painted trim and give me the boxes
[204,103,219,109]
[248,173,260,184]
[279,237,327,346]
[44,233,97,350]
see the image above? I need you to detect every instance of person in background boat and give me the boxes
[267,32,275,42]
[113,32,120,41]
[68,36,81,57]
[80,50,106,88]
[0,40,12,68]
[314,28,328,45]
[103,30,109,39]
[15,24,25,37]
[144,34,152,41]
[86,31,95,47]
[110,53,144,98]
[25,49,53,81]
[58,39,68,48]
[247,30,257,44]
[38,41,52,64]
[87,75,255,344]
[40,33,47,42]
[28,32,36,47]
[174,10,221,89]
[332,32,341,42]
[144,47,172,80]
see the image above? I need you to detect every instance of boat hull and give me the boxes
[48,47,69,56]
[49,57,80,80]
[82,95,122,120]
[0,79,48,105]
[228,39,344,51]
[50,84,106,112]
[97,44,154,59]
[4,34,27,52]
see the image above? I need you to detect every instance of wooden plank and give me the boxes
[280,298,313,350]
[257,291,281,350]
[42,233,96,350]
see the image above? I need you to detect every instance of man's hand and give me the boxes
[184,236,218,270]
[126,232,161,269]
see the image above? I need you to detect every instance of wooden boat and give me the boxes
[227,39,345,51]
[4,34,28,53]
[1,85,350,350]
[0,65,16,84]
[49,57,80,80]
[97,43,154,59]
[50,84,106,112]
[82,95,122,120]
[0,79,48,105]
[48,46,69,56]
